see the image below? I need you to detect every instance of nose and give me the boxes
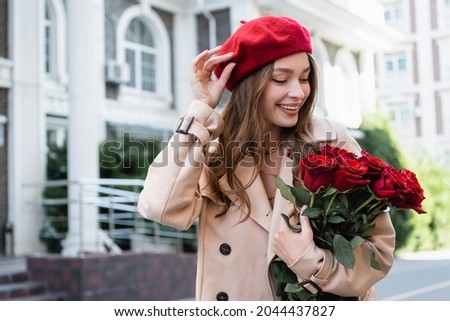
[288,81,305,99]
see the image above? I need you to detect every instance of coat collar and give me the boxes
[215,155,295,237]
[217,157,273,231]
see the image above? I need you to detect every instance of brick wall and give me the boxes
[0,0,8,57]
[27,251,197,300]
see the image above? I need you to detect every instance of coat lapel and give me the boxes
[217,159,273,232]
[267,155,296,264]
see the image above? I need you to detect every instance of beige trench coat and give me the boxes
[137,100,396,301]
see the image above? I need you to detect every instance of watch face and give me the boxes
[176,116,194,134]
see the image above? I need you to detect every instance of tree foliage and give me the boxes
[357,112,413,251]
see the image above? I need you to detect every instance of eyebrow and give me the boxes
[273,66,311,74]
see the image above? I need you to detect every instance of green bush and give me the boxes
[404,157,450,251]
[357,113,414,252]
[358,111,450,253]
[39,140,68,253]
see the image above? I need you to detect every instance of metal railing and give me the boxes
[25,178,198,255]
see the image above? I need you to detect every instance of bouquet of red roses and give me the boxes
[271,144,426,301]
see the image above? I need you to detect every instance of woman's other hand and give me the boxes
[273,205,314,266]
[191,46,235,108]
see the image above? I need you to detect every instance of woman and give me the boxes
[137,15,395,301]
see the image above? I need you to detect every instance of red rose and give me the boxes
[331,158,371,191]
[300,153,337,192]
[359,151,388,179]
[390,169,426,214]
[370,165,403,199]
[321,145,358,164]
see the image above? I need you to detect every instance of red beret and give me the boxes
[213,15,312,91]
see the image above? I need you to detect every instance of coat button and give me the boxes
[219,243,231,255]
[216,291,229,301]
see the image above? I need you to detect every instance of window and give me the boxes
[47,116,67,148]
[385,52,406,72]
[124,18,156,92]
[384,2,403,24]
[196,8,231,107]
[389,102,414,137]
[115,7,172,106]
[42,0,68,83]
[441,0,450,28]
[44,0,56,75]
[196,9,231,52]
[438,38,450,81]
[384,51,408,86]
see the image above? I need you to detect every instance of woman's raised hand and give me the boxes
[191,46,236,108]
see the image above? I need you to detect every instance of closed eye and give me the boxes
[272,78,287,84]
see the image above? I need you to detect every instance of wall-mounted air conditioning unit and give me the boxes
[105,60,131,84]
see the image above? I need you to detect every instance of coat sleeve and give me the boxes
[137,100,224,230]
[288,118,396,297]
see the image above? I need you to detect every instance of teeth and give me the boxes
[280,105,298,111]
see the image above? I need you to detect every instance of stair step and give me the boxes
[0,280,47,300]
[0,257,27,276]
[0,271,28,285]
[0,257,65,301]
[7,291,66,301]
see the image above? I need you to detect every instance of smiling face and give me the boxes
[260,52,312,140]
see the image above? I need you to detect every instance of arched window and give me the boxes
[44,0,56,75]
[116,6,172,106]
[42,0,68,83]
[124,17,156,92]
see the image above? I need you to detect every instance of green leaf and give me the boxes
[291,187,311,206]
[333,235,355,269]
[350,235,365,249]
[281,214,302,233]
[327,215,346,224]
[358,223,376,238]
[276,176,297,205]
[336,193,348,206]
[370,252,382,270]
[303,207,323,219]
[322,186,338,197]
[270,260,298,284]
[285,284,317,301]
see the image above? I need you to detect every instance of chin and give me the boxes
[279,120,298,128]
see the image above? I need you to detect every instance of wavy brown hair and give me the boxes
[205,54,320,219]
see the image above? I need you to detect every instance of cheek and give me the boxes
[262,85,279,102]
[301,83,311,98]
[261,84,288,108]
[260,88,277,114]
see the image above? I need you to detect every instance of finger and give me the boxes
[206,45,223,55]
[191,46,223,67]
[203,52,234,73]
[191,49,208,67]
[215,62,236,86]
[298,214,312,235]
[280,213,302,233]
[299,213,309,224]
